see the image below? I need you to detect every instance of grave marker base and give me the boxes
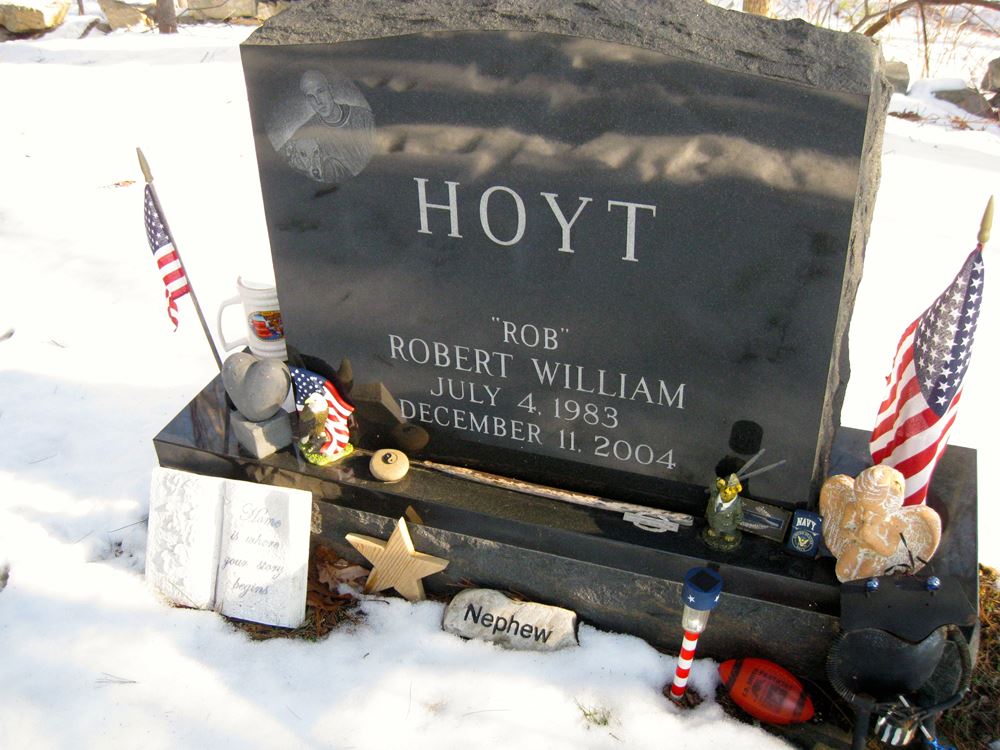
[154,375,978,683]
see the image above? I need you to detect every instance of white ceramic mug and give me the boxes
[216,277,287,360]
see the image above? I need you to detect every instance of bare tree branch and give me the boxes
[854,0,1000,36]
[919,1,931,77]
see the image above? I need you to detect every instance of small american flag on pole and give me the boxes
[144,184,190,329]
[870,243,985,506]
[290,367,354,456]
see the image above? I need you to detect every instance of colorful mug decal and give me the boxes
[249,310,285,342]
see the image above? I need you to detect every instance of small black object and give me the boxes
[827,575,976,750]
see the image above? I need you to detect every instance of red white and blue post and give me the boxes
[669,566,723,702]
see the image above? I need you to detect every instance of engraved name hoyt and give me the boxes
[415,178,657,262]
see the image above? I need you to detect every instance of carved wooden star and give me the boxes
[345,517,449,602]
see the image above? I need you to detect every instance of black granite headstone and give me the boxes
[242,0,890,512]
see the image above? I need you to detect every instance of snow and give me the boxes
[0,13,998,750]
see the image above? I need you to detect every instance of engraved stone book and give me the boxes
[146,467,311,628]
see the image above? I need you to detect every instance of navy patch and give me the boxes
[785,510,822,557]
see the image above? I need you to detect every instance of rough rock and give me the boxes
[256,0,289,20]
[0,0,69,32]
[97,0,152,29]
[884,60,909,94]
[933,87,995,120]
[443,588,579,651]
[245,0,884,98]
[981,56,1000,92]
[186,0,255,20]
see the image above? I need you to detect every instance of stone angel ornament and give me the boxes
[819,464,941,583]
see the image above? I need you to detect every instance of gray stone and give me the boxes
[97,0,152,29]
[885,60,909,94]
[0,0,69,32]
[230,409,292,458]
[981,57,1000,92]
[242,0,890,508]
[933,87,995,119]
[443,588,579,651]
[222,352,290,422]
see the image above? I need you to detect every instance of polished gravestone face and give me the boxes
[242,12,883,511]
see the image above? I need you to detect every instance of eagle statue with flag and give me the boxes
[291,366,355,465]
[870,199,991,506]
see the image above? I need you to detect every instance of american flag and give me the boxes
[870,246,984,505]
[143,184,190,329]
[290,367,354,456]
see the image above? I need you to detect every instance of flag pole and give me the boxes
[137,147,223,372]
[979,196,994,246]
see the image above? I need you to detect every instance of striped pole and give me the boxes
[670,629,702,699]
[669,566,723,703]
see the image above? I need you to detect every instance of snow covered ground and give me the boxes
[1,11,998,749]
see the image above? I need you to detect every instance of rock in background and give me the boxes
[885,60,910,94]
[89,0,273,30]
[97,0,152,29]
[185,0,255,21]
[930,80,996,119]
[981,56,1000,92]
[0,0,69,32]
[256,0,288,21]
[982,56,1000,110]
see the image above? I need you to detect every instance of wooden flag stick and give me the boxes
[979,196,994,246]
[137,147,223,372]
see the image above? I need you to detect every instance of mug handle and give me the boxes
[216,294,248,352]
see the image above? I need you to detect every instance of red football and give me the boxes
[718,658,815,725]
